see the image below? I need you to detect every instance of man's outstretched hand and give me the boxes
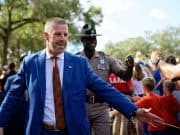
[0,128,3,135]
[135,108,164,127]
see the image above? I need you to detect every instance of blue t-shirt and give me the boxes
[153,68,163,95]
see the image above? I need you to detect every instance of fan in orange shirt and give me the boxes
[160,80,179,135]
[135,77,166,135]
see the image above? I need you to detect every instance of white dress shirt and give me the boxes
[43,48,64,125]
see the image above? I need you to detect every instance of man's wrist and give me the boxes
[0,127,4,135]
[130,109,137,119]
[155,59,161,67]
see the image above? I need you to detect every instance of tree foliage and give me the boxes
[0,0,103,65]
[149,26,180,57]
[104,26,180,61]
[83,6,103,26]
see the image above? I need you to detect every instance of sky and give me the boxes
[80,0,180,50]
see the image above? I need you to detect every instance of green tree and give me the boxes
[82,6,103,26]
[0,0,103,65]
[0,0,39,64]
[104,26,180,61]
[149,26,180,57]
[104,36,152,60]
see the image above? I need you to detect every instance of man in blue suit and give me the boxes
[0,17,164,135]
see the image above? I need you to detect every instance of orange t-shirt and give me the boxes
[135,93,165,132]
[160,95,179,126]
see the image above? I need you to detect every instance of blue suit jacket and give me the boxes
[0,49,137,135]
[3,75,26,135]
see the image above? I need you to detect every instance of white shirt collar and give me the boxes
[45,48,64,60]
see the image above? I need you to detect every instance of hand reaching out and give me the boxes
[0,128,3,135]
[135,108,164,127]
[124,55,134,68]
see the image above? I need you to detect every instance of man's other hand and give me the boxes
[0,128,4,135]
[135,108,164,127]
[125,55,134,68]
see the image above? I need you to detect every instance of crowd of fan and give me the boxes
[0,51,180,135]
[109,51,180,135]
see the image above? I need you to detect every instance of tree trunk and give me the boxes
[2,35,9,65]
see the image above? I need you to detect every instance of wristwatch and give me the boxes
[130,109,137,119]
[155,59,161,66]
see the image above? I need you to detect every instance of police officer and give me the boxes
[78,24,134,135]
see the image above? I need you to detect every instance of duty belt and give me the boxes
[86,95,104,104]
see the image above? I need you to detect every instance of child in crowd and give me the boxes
[135,77,166,135]
[172,81,180,124]
[132,63,145,101]
[160,80,179,135]
[132,63,145,135]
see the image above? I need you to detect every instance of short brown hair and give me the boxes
[133,63,144,81]
[163,80,175,93]
[142,77,155,91]
[44,17,67,32]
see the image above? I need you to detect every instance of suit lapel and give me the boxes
[34,51,74,107]
[35,49,46,103]
[63,52,74,105]
[63,51,74,86]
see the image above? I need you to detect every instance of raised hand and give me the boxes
[124,55,134,68]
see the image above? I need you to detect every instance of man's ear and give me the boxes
[43,32,49,40]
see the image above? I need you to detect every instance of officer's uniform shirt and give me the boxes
[79,51,121,96]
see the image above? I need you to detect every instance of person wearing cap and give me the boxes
[78,24,135,135]
[0,18,164,135]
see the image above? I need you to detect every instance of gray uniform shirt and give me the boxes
[79,51,122,96]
